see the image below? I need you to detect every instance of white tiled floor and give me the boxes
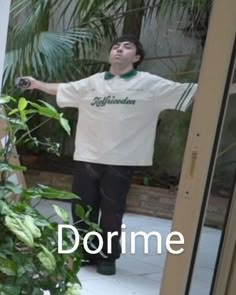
[37,201,221,295]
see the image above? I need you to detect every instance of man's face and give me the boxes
[109,41,140,67]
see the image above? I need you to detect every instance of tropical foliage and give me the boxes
[0,95,97,294]
[4,0,120,91]
[3,0,212,92]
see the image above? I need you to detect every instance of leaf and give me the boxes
[0,96,12,104]
[0,200,10,214]
[0,253,7,259]
[0,163,26,172]
[3,0,114,90]
[5,215,34,248]
[0,115,25,129]
[34,218,51,227]
[37,245,56,272]
[5,182,23,194]
[20,110,27,123]
[8,108,19,116]
[87,222,102,233]
[37,100,57,112]
[0,284,21,295]
[0,187,7,199]
[0,257,17,276]
[74,204,85,219]
[84,206,92,220]
[52,204,69,222]
[9,164,27,171]
[34,184,80,200]
[0,163,14,172]
[59,115,71,135]
[29,102,59,119]
[18,97,28,111]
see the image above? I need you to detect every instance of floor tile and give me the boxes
[39,203,221,295]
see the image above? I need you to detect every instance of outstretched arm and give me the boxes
[16,76,59,95]
[152,76,197,112]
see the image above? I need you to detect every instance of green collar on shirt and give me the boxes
[104,69,137,80]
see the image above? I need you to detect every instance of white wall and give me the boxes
[0,0,11,93]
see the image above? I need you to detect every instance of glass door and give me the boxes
[160,0,236,294]
[208,43,236,295]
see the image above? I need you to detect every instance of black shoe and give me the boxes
[96,259,116,275]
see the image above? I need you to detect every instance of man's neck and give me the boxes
[109,65,134,76]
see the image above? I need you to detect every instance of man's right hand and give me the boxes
[15,77,59,95]
[15,76,38,90]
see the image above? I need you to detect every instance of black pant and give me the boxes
[72,161,134,260]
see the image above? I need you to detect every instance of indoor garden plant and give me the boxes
[0,95,96,295]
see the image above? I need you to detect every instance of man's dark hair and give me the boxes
[109,35,145,68]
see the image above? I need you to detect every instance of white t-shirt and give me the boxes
[57,71,197,166]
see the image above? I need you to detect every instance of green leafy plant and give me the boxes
[0,96,95,295]
[4,0,118,92]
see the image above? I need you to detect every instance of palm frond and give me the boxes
[4,0,212,92]
[4,27,101,88]
[4,0,119,91]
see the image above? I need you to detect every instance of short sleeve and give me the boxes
[56,76,92,108]
[151,76,198,112]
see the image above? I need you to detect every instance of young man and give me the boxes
[19,35,197,275]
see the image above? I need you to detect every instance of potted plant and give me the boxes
[0,95,95,295]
